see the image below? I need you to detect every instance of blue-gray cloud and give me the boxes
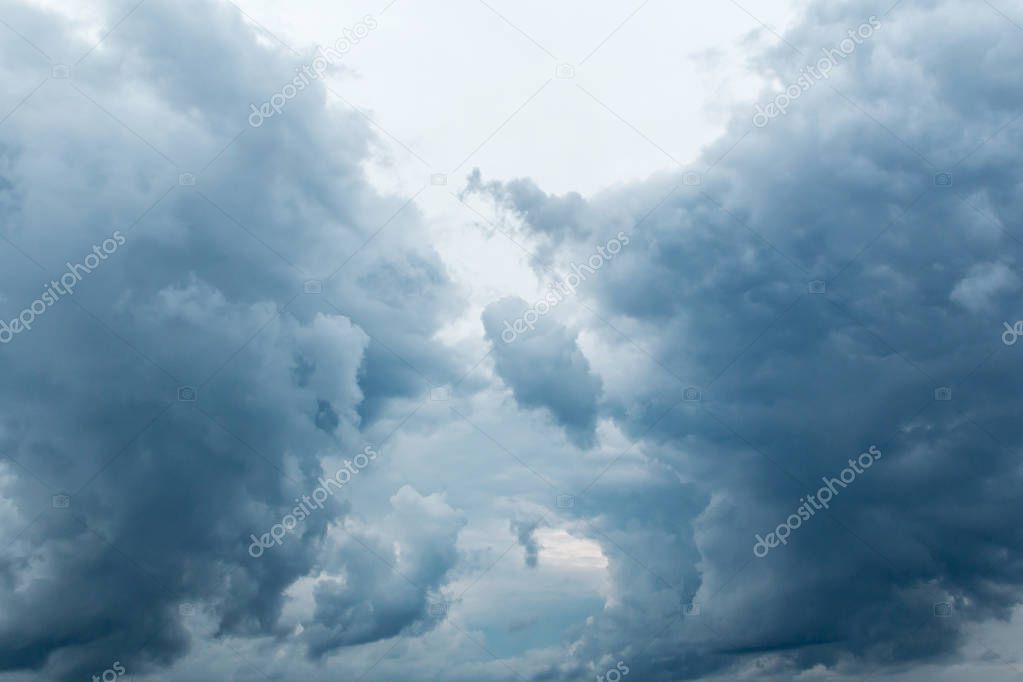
[3,0,1023,680]
[303,486,464,658]
[482,296,603,448]
[466,1,1023,679]
[0,0,459,678]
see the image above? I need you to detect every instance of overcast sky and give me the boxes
[2,0,1023,680]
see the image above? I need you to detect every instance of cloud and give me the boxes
[0,0,458,678]
[2,0,1023,680]
[467,1,1023,678]
[463,169,591,267]
[950,262,1020,312]
[301,486,465,658]
[482,296,603,448]
[510,517,544,568]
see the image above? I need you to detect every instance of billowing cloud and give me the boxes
[482,296,603,448]
[465,1,1023,679]
[301,486,465,658]
[0,0,458,678]
[3,0,1023,680]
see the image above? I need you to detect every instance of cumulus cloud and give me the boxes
[3,0,1023,680]
[0,0,458,678]
[467,1,1023,679]
[482,296,603,448]
[301,486,465,658]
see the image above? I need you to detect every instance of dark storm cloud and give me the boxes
[482,296,603,448]
[303,486,464,658]
[473,1,1023,679]
[0,0,458,678]
[3,0,1023,679]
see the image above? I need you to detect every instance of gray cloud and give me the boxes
[482,296,603,448]
[302,486,464,658]
[470,0,1023,679]
[3,0,1023,680]
[0,0,459,678]
[510,517,544,568]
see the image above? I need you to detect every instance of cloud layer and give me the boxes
[1,0,1022,680]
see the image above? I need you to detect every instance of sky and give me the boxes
[1,0,1023,680]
